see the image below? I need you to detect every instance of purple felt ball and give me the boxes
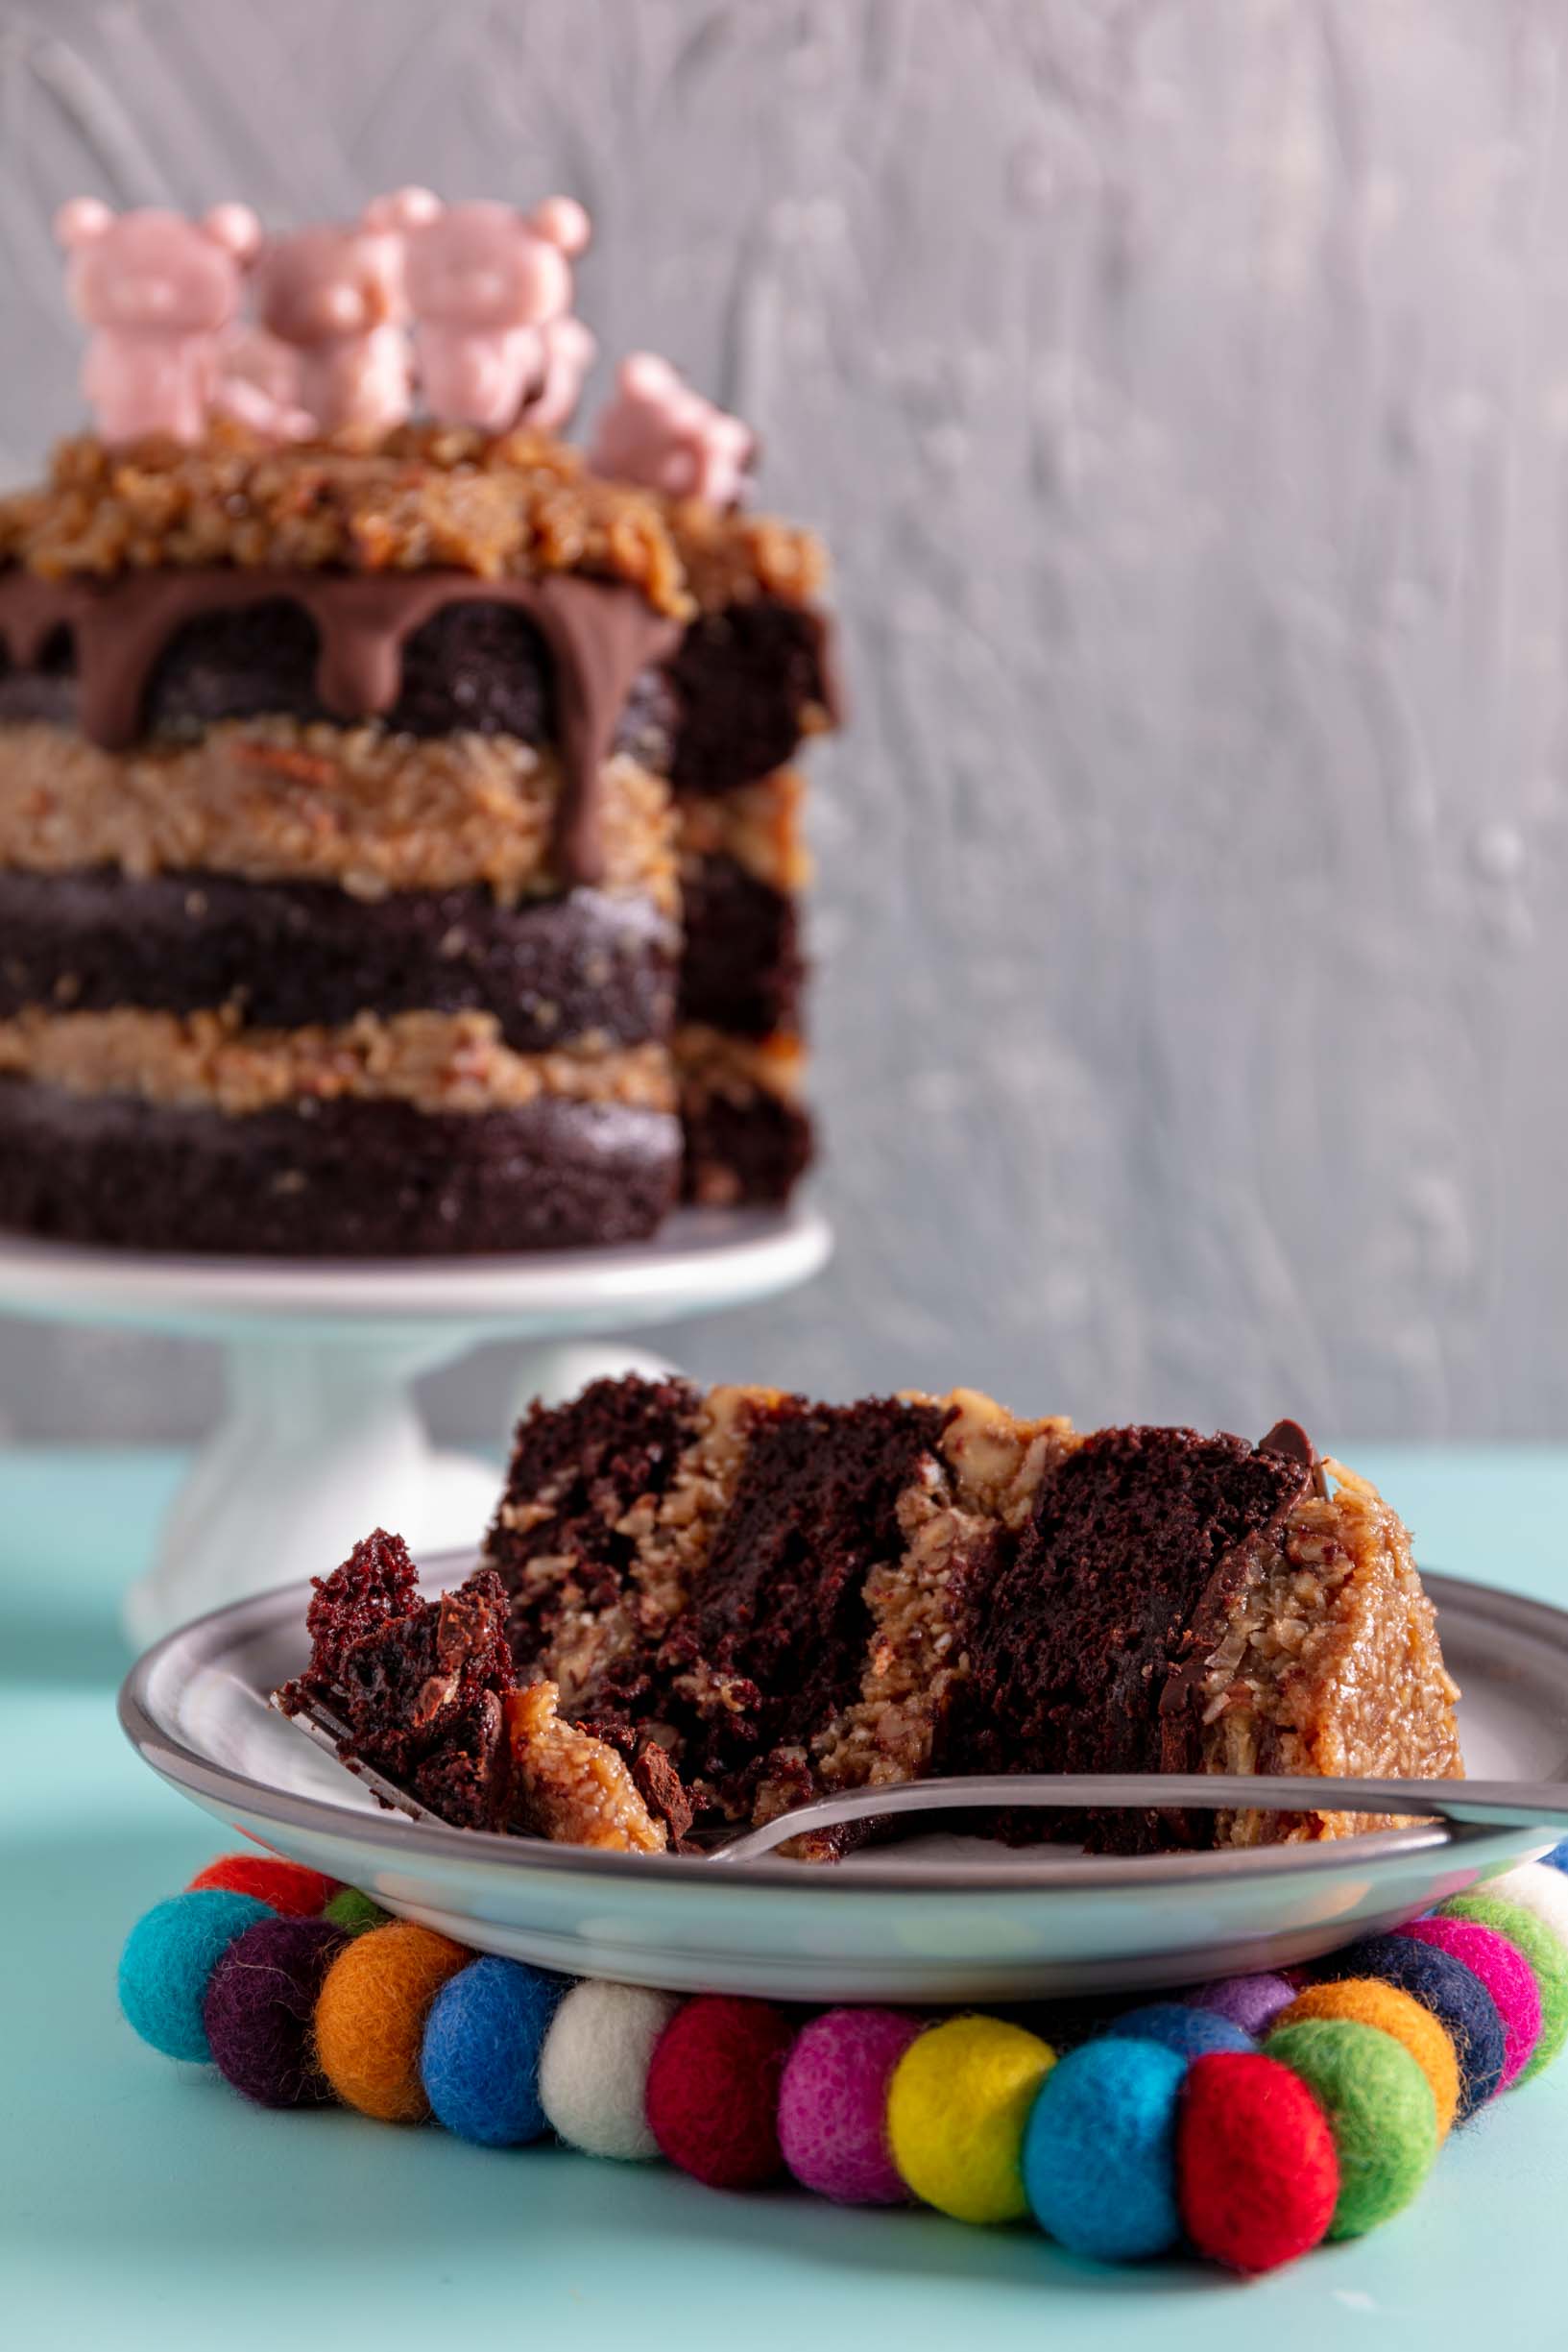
[204,1916,347,2107]
[777,2008,924,2204]
[1191,1975,1298,2038]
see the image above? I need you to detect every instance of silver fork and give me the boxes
[275,1696,1568,1859]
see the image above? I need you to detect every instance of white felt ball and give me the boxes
[538,1981,682,2160]
[1484,1862,1568,1956]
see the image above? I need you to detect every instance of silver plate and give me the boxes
[120,1559,1568,2000]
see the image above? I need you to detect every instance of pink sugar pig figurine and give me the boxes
[588,353,756,508]
[364,187,591,433]
[211,325,315,441]
[523,312,598,432]
[55,198,261,445]
[253,223,413,436]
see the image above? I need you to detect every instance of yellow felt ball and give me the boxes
[314,1920,470,2123]
[1278,1979,1459,2141]
[886,2015,1056,2224]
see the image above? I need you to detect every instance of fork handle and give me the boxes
[712,1772,1568,1863]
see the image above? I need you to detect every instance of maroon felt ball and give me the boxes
[188,1854,342,1918]
[644,1996,796,2189]
[203,1916,347,2107]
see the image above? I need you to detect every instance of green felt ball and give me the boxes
[1265,2019,1437,2240]
[1435,1894,1568,2083]
[320,1888,391,1936]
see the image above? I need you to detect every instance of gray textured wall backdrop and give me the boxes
[3,0,1568,1444]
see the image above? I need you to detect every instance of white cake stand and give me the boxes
[0,1203,831,1644]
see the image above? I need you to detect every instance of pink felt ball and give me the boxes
[777,2009,924,2204]
[1398,1918,1542,2090]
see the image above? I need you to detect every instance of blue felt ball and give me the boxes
[1314,1933,1506,2122]
[1022,2037,1188,2261]
[1543,1839,1568,1877]
[118,1889,274,2062]
[1110,2001,1255,2061]
[420,1955,567,2146]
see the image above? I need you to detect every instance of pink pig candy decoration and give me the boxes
[55,199,261,444]
[588,354,756,508]
[253,224,414,437]
[364,188,591,433]
[211,326,315,442]
[521,312,598,433]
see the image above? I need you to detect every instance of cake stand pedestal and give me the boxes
[0,1204,831,1644]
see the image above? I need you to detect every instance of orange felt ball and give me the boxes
[188,1855,341,1918]
[1277,1980,1459,2141]
[314,1921,470,2122]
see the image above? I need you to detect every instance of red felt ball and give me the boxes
[644,1996,796,2190]
[187,1854,341,1918]
[1177,2050,1339,2274]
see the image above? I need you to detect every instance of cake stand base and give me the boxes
[0,1204,831,1642]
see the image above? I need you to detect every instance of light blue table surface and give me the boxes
[4,1443,1567,2351]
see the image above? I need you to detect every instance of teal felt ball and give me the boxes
[118,1889,274,2062]
[1022,2036,1188,2261]
[420,1955,567,2146]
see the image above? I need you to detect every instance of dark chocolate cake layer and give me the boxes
[491,1372,708,1679]
[0,1081,679,1252]
[681,1085,814,1208]
[130,597,675,760]
[666,602,832,795]
[663,1396,951,1822]
[0,594,825,790]
[940,1426,1313,1848]
[0,868,677,1050]
[677,855,804,1036]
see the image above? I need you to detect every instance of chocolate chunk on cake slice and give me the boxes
[280,1381,1463,1859]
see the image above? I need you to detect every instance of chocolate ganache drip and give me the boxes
[0,567,680,887]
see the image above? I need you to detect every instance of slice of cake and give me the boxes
[280,1379,1462,1858]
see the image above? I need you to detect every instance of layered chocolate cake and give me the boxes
[279,1380,1463,1858]
[0,197,833,1253]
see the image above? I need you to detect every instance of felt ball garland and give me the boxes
[117,1850,1568,2276]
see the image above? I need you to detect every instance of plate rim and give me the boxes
[118,1562,1566,1901]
